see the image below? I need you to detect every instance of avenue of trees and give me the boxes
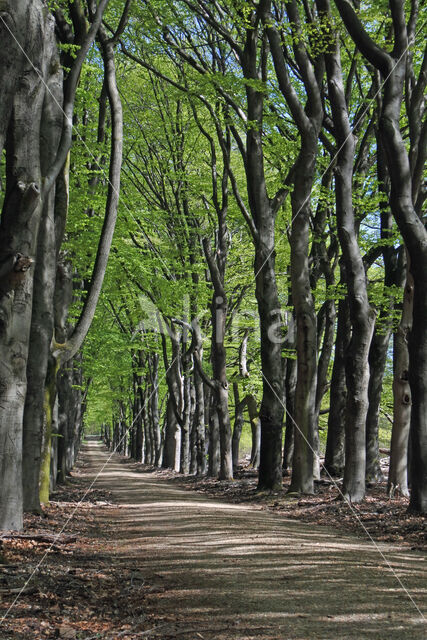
[0,0,425,531]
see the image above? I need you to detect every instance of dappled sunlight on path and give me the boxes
[80,441,426,639]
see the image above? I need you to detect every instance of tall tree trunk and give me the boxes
[202,237,233,481]
[388,264,413,497]
[232,383,245,470]
[335,0,427,515]
[0,1,51,530]
[246,394,260,469]
[263,1,323,495]
[208,400,220,477]
[322,16,376,501]
[324,294,349,477]
[163,395,180,471]
[192,366,206,475]
[22,41,63,512]
[179,353,192,475]
[283,311,296,476]
[288,138,319,494]
[39,358,58,505]
[366,137,403,485]
[149,353,161,466]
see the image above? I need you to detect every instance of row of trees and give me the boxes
[91,0,426,510]
[0,0,126,530]
[0,0,425,531]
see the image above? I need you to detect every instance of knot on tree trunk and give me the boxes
[0,253,34,297]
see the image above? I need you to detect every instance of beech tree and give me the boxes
[334,0,427,512]
[0,0,111,530]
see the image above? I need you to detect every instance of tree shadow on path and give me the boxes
[83,441,426,640]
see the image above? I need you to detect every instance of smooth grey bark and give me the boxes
[0,3,26,152]
[57,366,71,485]
[335,0,427,514]
[246,394,260,469]
[324,285,350,477]
[388,261,413,497]
[232,383,246,470]
[22,38,63,512]
[134,354,144,462]
[55,260,74,484]
[240,18,286,492]
[0,1,50,530]
[366,138,403,485]
[191,322,206,475]
[160,322,183,471]
[208,400,220,477]
[179,353,192,475]
[263,0,323,495]
[193,101,233,481]
[283,309,296,476]
[199,238,233,480]
[149,353,161,466]
[310,169,338,479]
[321,4,376,501]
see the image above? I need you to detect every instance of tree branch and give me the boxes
[54,21,122,365]
[43,0,110,196]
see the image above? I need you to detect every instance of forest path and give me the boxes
[80,440,426,639]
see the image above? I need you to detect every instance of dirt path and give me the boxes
[79,440,425,639]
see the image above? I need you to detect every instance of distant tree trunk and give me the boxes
[192,365,206,475]
[388,263,413,497]
[135,372,144,462]
[365,327,391,484]
[50,397,59,493]
[39,357,58,505]
[163,395,180,471]
[149,353,161,466]
[208,398,220,477]
[288,144,318,495]
[314,299,336,436]
[232,383,246,470]
[202,239,233,481]
[160,324,182,470]
[283,311,296,476]
[53,258,73,483]
[366,138,403,485]
[178,347,193,475]
[57,365,71,483]
[311,170,337,480]
[324,293,349,477]
[243,394,259,469]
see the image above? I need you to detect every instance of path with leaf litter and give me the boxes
[81,440,426,639]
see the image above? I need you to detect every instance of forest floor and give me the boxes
[0,441,425,640]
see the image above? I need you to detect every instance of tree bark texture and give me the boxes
[22,39,63,512]
[388,266,413,497]
[321,5,376,501]
[335,0,427,514]
[0,2,53,530]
